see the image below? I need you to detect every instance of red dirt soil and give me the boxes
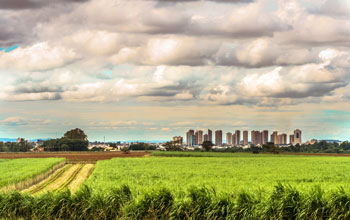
[0,151,150,161]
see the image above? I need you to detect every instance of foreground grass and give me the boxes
[0,158,65,188]
[1,184,350,219]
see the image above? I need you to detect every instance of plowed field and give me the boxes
[0,151,150,162]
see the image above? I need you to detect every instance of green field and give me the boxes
[3,153,350,219]
[0,158,65,188]
[85,153,350,196]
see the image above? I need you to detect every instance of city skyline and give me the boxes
[0,0,349,142]
[0,124,348,143]
[184,128,303,146]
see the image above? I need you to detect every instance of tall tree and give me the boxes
[64,128,88,141]
[202,141,213,152]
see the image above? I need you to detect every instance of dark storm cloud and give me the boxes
[153,0,253,2]
[272,82,348,99]
[0,0,89,10]
[0,17,28,47]
[142,80,201,99]
[14,86,64,94]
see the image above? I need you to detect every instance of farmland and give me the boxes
[0,151,150,162]
[3,153,350,219]
[85,154,350,195]
[0,158,65,189]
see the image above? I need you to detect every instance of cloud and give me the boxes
[1,117,52,128]
[1,117,27,126]
[275,0,350,46]
[0,0,349,109]
[309,0,350,19]
[0,42,78,71]
[238,62,348,99]
[4,93,62,101]
[161,127,170,131]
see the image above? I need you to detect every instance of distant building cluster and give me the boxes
[176,129,303,147]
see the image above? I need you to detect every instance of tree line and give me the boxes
[0,140,32,152]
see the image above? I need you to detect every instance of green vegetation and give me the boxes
[0,140,33,152]
[29,165,72,194]
[85,155,350,195]
[281,141,350,153]
[152,151,265,157]
[63,128,88,141]
[4,154,350,219]
[43,138,88,151]
[43,128,88,151]
[0,158,65,188]
[2,183,350,219]
[202,140,214,151]
[129,142,156,151]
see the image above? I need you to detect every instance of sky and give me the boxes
[0,0,349,142]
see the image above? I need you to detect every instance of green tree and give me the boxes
[202,141,213,152]
[164,141,182,151]
[262,142,280,154]
[64,128,88,141]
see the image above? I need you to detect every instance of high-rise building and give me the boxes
[294,129,302,145]
[282,133,287,145]
[262,130,269,145]
[173,136,183,145]
[186,130,194,146]
[270,134,274,144]
[257,131,262,145]
[204,134,209,142]
[277,134,287,145]
[226,132,232,145]
[197,130,203,145]
[189,134,196,146]
[235,130,241,145]
[271,131,278,144]
[215,130,222,146]
[289,135,294,145]
[243,130,248,145]
[232,133,236,146]
[208,129,212,142]
[194,131,199,145]
[251,130,262,146]
[251,131,256,145]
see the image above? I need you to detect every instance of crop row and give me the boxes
[56,164,84,192]
[29,164,72,194]
[1,184,350,219]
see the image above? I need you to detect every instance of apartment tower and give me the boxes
[294,129,302,145]
[226,132,232,145]
[243,130,248,145]
[186,130,194,146]
[262,130,269,145]
[235,130,241,145]
[208,129,212,143]
[215,130,223,146]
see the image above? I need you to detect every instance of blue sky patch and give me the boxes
[103,70,112,75]
[5,45,19,53]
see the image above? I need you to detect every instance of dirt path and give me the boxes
[23,163,95,194]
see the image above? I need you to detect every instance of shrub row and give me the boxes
[1,184,350,219]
